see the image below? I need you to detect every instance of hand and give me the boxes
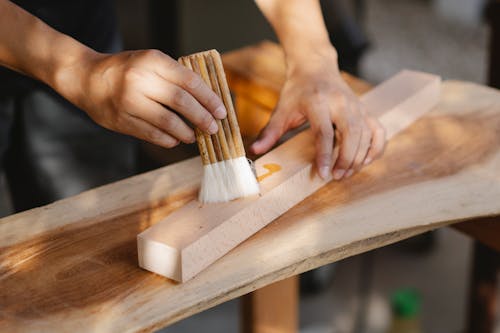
[251,48,385,180]
[56,49,226,148]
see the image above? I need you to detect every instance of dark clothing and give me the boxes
[0,1,137,212]
[1,0,120,96]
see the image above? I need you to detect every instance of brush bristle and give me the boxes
[199,157,260,203]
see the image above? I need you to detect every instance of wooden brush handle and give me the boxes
[194,54,232,161]
[179,49,248,164]
[207,50,246,157]
[203,54,237,158]
[178,57,213,165]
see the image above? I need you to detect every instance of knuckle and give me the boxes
[159,111,175,129]
[123,67,139,85]
[184,72,202,90]
[171,88,189,109]
[348,119,362,137]
[318,127,334,141]
[376,125,386,137]
[206,93,221,109]
[334,93,348,109]
[317,153,331,165]
[198,111,214,129]
[164,138,179,148]
[145,128,162,142]
[142,49,163,60]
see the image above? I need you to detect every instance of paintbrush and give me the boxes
[179,50,260,203]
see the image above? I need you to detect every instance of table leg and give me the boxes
[241,275,299,333]
[466,242,499,333]
[466,2,500,331]
[487,0,500,88]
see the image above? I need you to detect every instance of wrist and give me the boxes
[48,36,102,107]
[285,43,339,77]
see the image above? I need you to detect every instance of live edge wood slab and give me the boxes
[138,70,441,282]
[1,71,500,332]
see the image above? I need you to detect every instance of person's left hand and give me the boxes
[250,47,386,180]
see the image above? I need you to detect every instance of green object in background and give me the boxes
[387,288,422,333]
[391,289,421,318]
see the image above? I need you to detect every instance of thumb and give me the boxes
[250,112,287,155]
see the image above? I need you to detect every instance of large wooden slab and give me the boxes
[0,81,499,332]
[138,70,441,282]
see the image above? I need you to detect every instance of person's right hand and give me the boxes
[56,49,227,148]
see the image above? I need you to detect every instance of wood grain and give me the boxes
[1,80,499,332]
[138,70,441,282]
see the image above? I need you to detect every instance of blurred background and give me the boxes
[0,0,497,332]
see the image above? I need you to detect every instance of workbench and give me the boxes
[0,42,499,333]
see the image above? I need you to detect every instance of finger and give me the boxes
[129,98,195,144]
[146,77,219,135]
[348,118,372,176]
[308,104,334,180]
[154,57,227,119]
[124,114,180,149]
[250,109,288,155]
[364,116,386,165]
[332,102,362,180]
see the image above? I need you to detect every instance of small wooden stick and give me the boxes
[204,53,237,159]
[179,58,210,165]
[180,56,217,164]
[208,50,246,157]
[190,55,224,162]
[195,54,232,161]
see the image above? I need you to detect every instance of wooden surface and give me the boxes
[137,70,440,282]
[241,276,298,333]
[0,80,499,332]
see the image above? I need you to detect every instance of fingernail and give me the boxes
[364,157,372,165]
[345,169,354,178]
[208,121,218,134]
[319,166,330,180]
[214,106,227,119]
[333,169,346,180]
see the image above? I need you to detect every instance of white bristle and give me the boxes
[229,156,260,198]
[199,157,260,204]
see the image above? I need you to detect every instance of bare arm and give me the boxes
[253,0,385,179]
[0,0,226,148]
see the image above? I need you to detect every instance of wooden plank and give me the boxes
[137,70,441,282]
[1,80,499,333]
[0,156,201,248]
[241,276,298,333]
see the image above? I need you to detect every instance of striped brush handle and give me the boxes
[179,50,246,166]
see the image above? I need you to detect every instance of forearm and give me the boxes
[0,0,96,95]
[254,0,337,71]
